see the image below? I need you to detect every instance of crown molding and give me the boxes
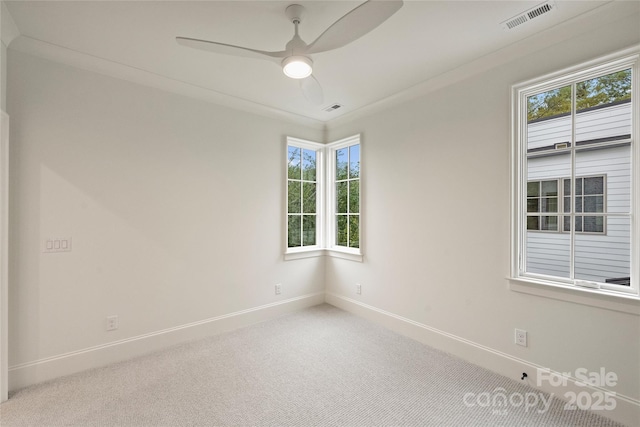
[1,2,19,48]
[8,35,325,131]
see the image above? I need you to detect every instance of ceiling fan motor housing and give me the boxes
[285,4,306,24]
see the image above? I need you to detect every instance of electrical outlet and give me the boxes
[106,315,119,331]
[275,283,282,295]
[515,329,527,347]
[356,283,362,295]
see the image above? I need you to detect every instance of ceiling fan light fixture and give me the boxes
[282,56,313,79]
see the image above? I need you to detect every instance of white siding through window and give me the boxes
[527,101,631,150]
[526,109,631,283]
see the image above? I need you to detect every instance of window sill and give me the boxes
[284,249,324,261]
[283,248,364,262]
[508,277,640,315]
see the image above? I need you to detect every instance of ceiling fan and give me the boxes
[176,0,404,105]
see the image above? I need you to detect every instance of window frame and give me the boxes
[326,135,362,256]
[510,48,640,303]
[285,137,324,256]
[284,134,363,262]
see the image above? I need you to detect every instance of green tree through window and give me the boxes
[335,144,360,248]
[527,69,631,122]
[287,146,317,247]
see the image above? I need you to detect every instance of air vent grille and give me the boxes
[505,15,528,29]
[501,1,556,30]
[323,103,343,112]
[528,3,552,19]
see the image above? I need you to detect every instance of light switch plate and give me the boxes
[44,237,72,253]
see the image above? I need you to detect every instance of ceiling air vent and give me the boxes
[323,103,343,113]
[501,1,556,30]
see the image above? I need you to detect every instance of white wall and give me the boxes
[7,50,324,373]
[325,11,640,405]
[1,42,6,110]
[0,26,7,403]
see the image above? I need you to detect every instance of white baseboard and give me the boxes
[325,292,640,427]
[9,292,325,392]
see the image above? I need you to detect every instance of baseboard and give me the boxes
[325,292,640,427]
[9,292,325,392]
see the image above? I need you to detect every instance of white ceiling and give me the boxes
[2,1,628,123]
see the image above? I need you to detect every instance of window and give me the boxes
[511,50,638,297]
[326,135,361,254]
[285,135,362,261]
[562,176,605,233]
[527,175,606,234]
[334,143,360,248]
[527,179,559,231]
[287,138,323,250]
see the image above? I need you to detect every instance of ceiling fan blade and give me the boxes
[176,37,287,62]
[300,75,324,105]
[306,0,403,55]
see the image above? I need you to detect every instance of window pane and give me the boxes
[575,69,632,143]
[526,219,570,277]
[541,180,558,197]
[349,181,359,213]
[563,197,570,213]
[577,149,629,215]
[302,149,316,181]
[349,216,359,248]
[303,215,316,246]
[303,182,316,214]
[288,181,301,213]
[541,216,558,231]
[527,86,572,152]
[349,145,360,179]
[527,216,539,230]
[575,196,583,213]
[575,216,630,284]
[336,182,348,213]
[527,199,539,213]
[564,216,585,232]
[563,179,571,196]
[528,182,540,197]
[576,69,631,109]
[527,86,572,122]
[583,195,603,213]
[584,177,603,195]
[583,215,604,233]
[576,178,583,195]
[541,197,558,213]
[288,215,301,248]
[288,146,301,180]
[336,215,348,246]
[336,148,348,180]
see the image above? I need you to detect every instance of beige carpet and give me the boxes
[0,304,624,426]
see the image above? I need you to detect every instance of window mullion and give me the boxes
[570,82,577,282]
[346,149,351,247]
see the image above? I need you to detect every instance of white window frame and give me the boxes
[285,137,324,258]
[326,135,362,259]
[510,48,640,310]
[284,134,363,262]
